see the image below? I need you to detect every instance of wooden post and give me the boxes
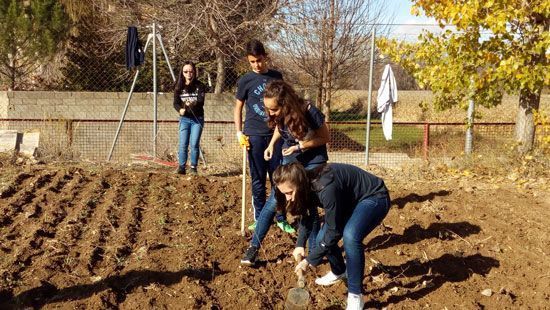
[65,119,73,147]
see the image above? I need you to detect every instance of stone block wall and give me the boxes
[0,92,8,118]
[0,91,235,121]
[0,91,241,162]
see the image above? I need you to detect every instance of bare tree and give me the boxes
[272,0,389,120]
[94,0,290,93]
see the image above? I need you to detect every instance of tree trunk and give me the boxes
[214,50,225,94]
[515,17,547,154]
[323,0,335,123]
[515,87,541,153]
[9,53,16,90]
[316,81,323,109]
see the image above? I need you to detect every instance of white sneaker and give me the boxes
[314,270,347,286]
[346,293,365,310]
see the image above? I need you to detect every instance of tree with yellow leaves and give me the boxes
[378,0,549,153]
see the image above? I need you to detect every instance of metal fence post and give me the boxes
[364,28,376,165]
[423,123,430,160]
[465,97,475,154]
[152,22,158,158]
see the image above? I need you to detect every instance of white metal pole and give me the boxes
[157,33,175,81]
[108,34,153,161]
[365,28,376,165]
[241,147,247,236]
[465,88,475,154]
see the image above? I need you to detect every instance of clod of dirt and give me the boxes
[464,186,475,193]
[481,288,493,297]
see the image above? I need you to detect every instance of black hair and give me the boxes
[174,61,198,94]
[246,40,267,57]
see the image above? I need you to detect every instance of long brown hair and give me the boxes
[273,162,319,216]
[264,80,310,140]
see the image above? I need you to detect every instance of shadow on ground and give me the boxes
[367,221,481,251]
[392,190,451,209]
[2,267,227,309]
[364,253,499,308]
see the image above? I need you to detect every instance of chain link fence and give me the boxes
[3,117,546,169]
[1,26,549,168]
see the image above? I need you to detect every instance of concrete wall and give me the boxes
[0,92,8,118]
[0,91,240,163]
[0,91,235,121]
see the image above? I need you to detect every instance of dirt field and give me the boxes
[0,155,549,309]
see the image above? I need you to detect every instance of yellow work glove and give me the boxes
[237,131,250,149]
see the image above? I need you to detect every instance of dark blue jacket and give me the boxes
[297,163,388,266]
[126,26,145,69]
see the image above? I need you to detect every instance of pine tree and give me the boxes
[0,0,69,89]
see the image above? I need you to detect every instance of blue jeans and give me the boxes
[250,161,324,251]
[316,193,390,294]
[178,116,204,168]
[247,135,283,221]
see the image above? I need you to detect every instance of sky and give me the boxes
[386,0,440,41]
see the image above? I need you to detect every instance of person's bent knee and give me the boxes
[343,230,363,247]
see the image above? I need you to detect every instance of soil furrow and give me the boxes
[0,171,57,230]
[0,171,61,256]
[64,175,112,278]
[23,169,88,278]
[0,170,89,289]
[0,171,33,199]
[38,173,109,281]
[80,170,130,274]
[88,174,136,276]
[109,173,149,274]
[26,170,92,288]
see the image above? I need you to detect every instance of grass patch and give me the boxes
[330,123,424,154]
[330,111,371,121]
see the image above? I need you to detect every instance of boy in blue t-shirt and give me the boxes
[234,40,294,233]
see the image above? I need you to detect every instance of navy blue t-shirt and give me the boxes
[236,69,283,136]
[279,104,329,166]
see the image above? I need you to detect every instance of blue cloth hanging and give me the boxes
[125,26,145,69]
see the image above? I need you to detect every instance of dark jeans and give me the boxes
[316,192,390,294]
[178,116,204,168]
[247,135,283,221]
[250,161,324,251]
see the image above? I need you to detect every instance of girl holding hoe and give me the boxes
[274,162,391,310]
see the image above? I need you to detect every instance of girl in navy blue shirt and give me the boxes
[241,80,329,266]
[263,80,329,168]
[273,162,391,310]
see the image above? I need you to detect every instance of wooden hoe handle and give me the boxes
[296,254,306,288]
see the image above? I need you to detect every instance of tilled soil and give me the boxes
[0,159,549,309]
